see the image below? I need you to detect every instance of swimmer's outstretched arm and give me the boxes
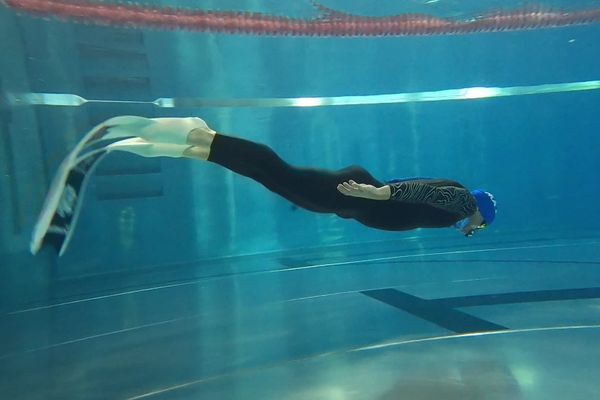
[336,180,390,200]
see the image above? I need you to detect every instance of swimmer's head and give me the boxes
[454,190,497,237]
[471,190,497,226]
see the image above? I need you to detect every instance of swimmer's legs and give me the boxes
[104,116,381,214]
[204,133,382,214]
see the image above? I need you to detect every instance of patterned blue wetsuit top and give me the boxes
[386,177,477,219]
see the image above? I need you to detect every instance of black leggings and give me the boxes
[207,134,454,231]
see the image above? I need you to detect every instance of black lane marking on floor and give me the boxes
[362,287,600,334]
[431,287,600,308]
[362,289,508,334]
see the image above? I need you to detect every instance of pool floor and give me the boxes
[2,231,600,399]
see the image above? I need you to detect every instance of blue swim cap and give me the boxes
[470,190,497,225]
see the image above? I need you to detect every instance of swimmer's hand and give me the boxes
[336,180,391,200]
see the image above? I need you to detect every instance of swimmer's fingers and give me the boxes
[337,182,354,196]
[348,180,371,192]
[343,181,355,190]
[348,180,362,190]
[337,183,351,195]
[337,181,372,197]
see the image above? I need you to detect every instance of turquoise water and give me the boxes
[1,1,599,399]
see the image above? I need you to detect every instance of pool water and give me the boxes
[1,1,599,399]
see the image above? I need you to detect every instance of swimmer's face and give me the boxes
[463,222,487,237]
[461,210,486,237]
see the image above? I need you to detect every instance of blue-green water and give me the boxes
[1,1,599,399]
